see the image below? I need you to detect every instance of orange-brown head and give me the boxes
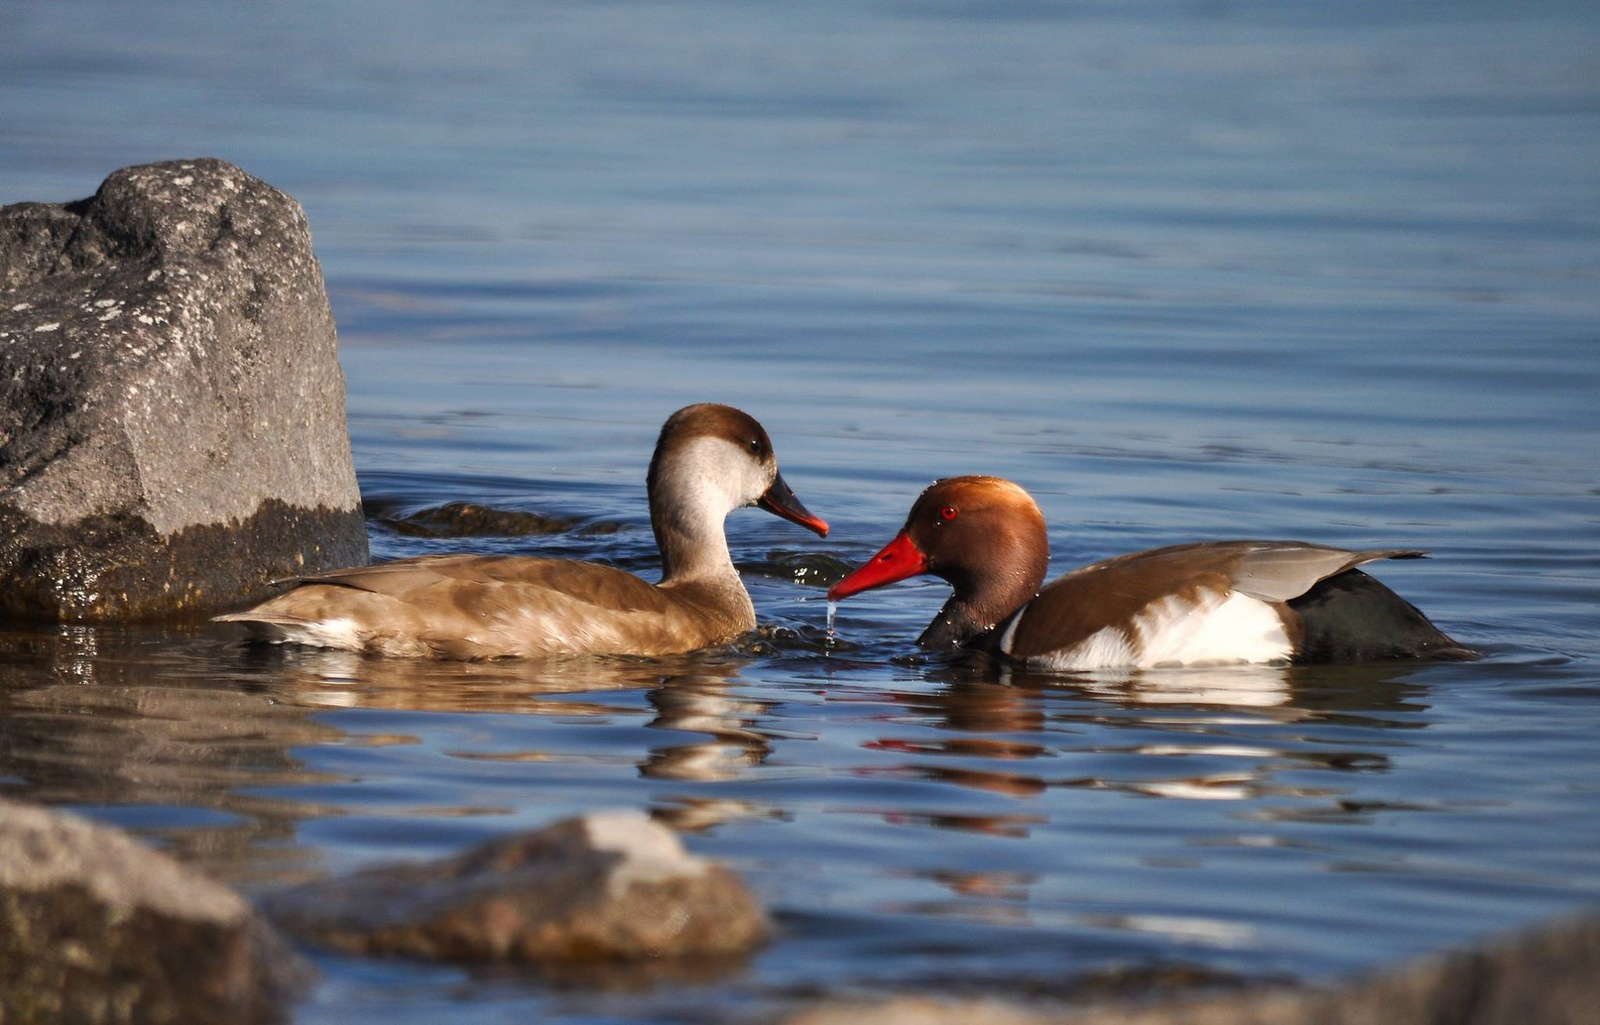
[829,476,1049,647]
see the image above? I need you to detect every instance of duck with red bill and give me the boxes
[828,475,1475,667]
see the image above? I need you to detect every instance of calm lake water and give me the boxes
[4,0,1600,1020]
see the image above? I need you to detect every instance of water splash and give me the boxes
[825,600,838,650]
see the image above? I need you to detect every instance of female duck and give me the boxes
[218,404,828,659]
[828,476,1474,669]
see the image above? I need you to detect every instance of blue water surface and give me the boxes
[3,1,1599,1021]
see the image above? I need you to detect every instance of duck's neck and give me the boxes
[649,476,740,587]
[917,585,1029,650]
[653,513,738,585]
[917,599,993,649]
[918,540,1048,650]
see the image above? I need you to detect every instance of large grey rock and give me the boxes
[0,158,366,620]
[0,798,309,1024]
[261,811,769,969]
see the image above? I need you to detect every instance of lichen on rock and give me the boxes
[0,158,367,620]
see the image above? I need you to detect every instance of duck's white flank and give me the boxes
[1032,624,1137,670]
[1029,591,1291,671]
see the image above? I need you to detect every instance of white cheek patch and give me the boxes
[672,436,771,518]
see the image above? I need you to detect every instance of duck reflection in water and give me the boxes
[239,643,744,712]
[915,648,1431,717]
[642,674,777,782]
[856,651,1435,817]
[247,647,792,815]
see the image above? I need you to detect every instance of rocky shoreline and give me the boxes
[3,795,1595,1024]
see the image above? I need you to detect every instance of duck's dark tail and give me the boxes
[1287,569,1479,663]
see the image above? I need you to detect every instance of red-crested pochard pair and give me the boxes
[829,476,1476,669]
[218,404,828,658]
[221,407,1471,666]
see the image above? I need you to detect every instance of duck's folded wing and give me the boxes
[1222,542,1425,602]
[296,555,676,614]
[289,554,484,599]
[217,555,689,657]
[406,572,682,658]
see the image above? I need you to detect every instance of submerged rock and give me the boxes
[0,798,309,1024]
[0,158,367,620]
[365,498,623,538]
[261,811,768,968]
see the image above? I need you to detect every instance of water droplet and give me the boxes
[825,600,838,650]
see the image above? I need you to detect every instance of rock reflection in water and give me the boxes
[0,624,344,886]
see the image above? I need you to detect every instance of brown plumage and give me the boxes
[829,476,1474,668]
[216,404,828,659]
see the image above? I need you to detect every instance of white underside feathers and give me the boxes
[1027,591,1291,671]
[220,614,367,652]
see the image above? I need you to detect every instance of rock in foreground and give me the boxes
[782,910,1600,1025]
[261,812,768,967]
[0,798,308,1025]
[0,158,366,620]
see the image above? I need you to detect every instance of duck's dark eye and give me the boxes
[939,505,958,522]
[747,437,762,454]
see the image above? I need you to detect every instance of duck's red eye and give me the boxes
[939,505,958,521]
